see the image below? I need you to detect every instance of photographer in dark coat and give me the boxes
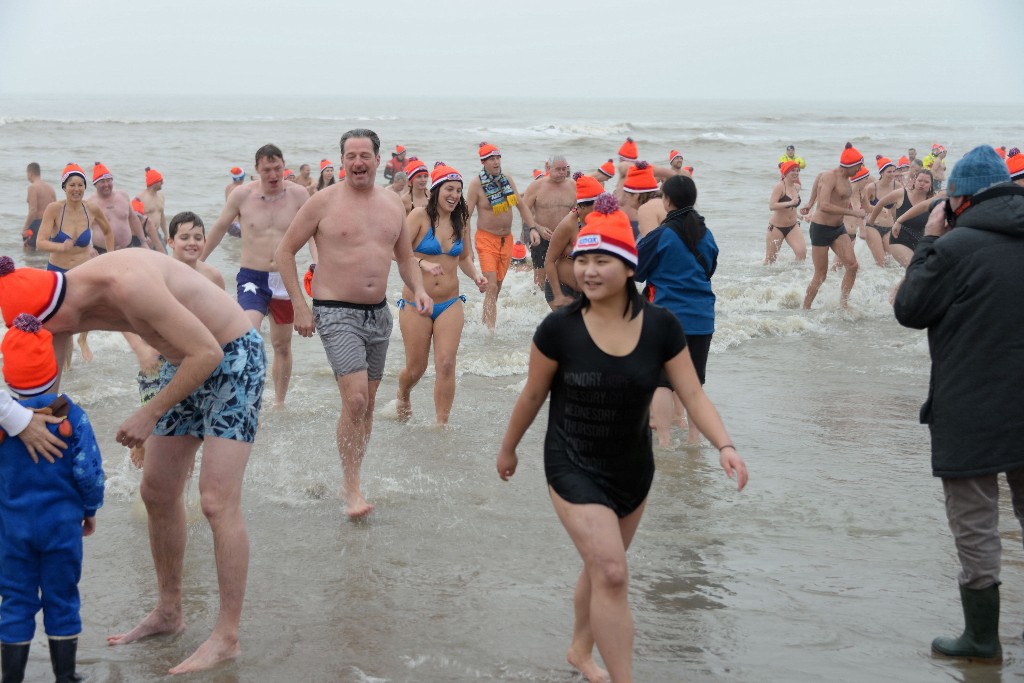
[895,145,1024,664]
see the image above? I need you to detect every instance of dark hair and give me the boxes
[169,211,205,240]
[661,175,707,252]
[61,174,86,190]
[913,168,936,198]
[317,169,335,191]
[426,181,469,242]
[255,144,284,166]
[299,163,310,172]
[340,129,381,156]
[27,162,41,176]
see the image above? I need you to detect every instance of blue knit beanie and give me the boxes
[947,145,1011,197]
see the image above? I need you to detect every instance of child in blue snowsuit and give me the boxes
[0,313,104,683]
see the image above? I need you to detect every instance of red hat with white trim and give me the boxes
[230,166,245,181]
[320,159,333,173]
[897,156,911,169]
[61,163,87,186]
[875,155,895,173]
[131,198,145,214]
[597,159,616,178]
[571,194,637,268]
[850,166,870,183]
[430,162,463,190]
[839,142,864,168]
[573,172,604,203]
[624,161,658,193]
[669,149,683,162]
[404,157,428,179]
[478,142,500,161]
[0,257,67,328]
[2,314,58,397]
[92,161,113,183]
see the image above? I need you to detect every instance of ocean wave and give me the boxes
[0,114,400,126]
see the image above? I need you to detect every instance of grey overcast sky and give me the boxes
[2,0,1021,102]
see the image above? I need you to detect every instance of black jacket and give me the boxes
[894,183,1024,478]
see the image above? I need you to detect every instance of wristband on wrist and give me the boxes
[718,444,736,452]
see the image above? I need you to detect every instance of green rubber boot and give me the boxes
[932,584,1002,664]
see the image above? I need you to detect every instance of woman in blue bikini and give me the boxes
[35,163,114,272]
[395,162,487,425]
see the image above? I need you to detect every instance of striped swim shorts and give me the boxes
[313,299,393,381]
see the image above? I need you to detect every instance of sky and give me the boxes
[2,0,1022,103]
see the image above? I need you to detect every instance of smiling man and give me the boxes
[275,129,432,519]
[203,144,309,409]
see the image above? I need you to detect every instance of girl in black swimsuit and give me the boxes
[868,169,936,269]
[765,162,806,264]
[497,194,747,683]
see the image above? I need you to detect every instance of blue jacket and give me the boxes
[0,394,104,522]
[635,220,718,336]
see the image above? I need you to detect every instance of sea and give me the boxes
[0,95,1021,682]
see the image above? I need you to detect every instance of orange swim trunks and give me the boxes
[474,230,513,282]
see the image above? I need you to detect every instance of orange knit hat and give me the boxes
[897,156,911,170]
[624,161,658,193]
[131,198,145,214]
[875,155,895,173]
[597,159,616,178]
[839,142,863,168]
[404,157,428,179]
[61,163,87,186]
[669,149,683,162]
[618,137,638,161]
[1007,148,1024,180]
[430,162,463,190]
[320,159,333,173]
[2,314,57,397]
[571,194,637,267]
[512,242,528,260]
[850,166,870,183]
[395,145,406,155]
[230,166,245,181]
[996,146,1007,159]
[478,142,500,160]
[145,167,163,187]
[337,168,346,180]
[684,166,694,175]
[0,257,67,327]
[92,161,113,183]
[573,172,604,203]
[779,160,800,177]
[532,169,544,180]
[283,168,295,179]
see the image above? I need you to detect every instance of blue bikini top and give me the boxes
[52,203,92,248]
[414,225,462,257]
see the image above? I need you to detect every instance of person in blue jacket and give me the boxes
[0,313,104,683]
[635,174,718,448]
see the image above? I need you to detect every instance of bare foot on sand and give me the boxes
[107,608,185,646]
[346,495,375,519]
[395,395,412,423]
[78,334,94,362]
[168,634,240,675]
[567,648,610,683]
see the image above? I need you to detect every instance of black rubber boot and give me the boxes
[932,584,1002,663]
[48,637,83,683]
[1,643,30,683]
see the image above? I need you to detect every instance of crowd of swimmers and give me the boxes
[8,133,1021,681]
[766,142,1024,306]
